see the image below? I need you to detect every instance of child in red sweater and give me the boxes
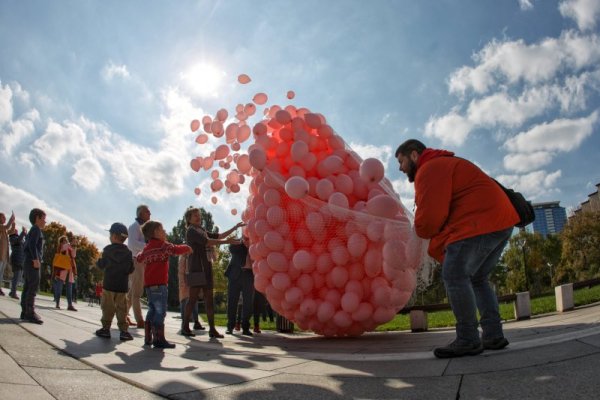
[136,220,191,348]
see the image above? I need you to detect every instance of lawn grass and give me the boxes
[42,285,600,332]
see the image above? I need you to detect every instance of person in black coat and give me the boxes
[8,226,27,299]
[225,236,254,336]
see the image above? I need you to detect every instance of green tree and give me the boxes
[41,222,99,297]
[557,210,600,283]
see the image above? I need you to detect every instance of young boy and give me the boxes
[21,208,46,324]
[95,223,135,341]
[136,220,191,348]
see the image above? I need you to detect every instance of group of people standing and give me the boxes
[0,211,26,299]
[95,205,245,348]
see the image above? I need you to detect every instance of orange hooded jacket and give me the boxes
[413,149,519,262]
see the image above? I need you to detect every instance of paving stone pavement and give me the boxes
[1,294,600,399]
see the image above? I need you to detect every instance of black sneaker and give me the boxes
[242,329,253,336]
[433,340,483,359]
[120,331,134,341]
[96,328,111,338]
[25,314,43,325]
[193,322,206,330]
[483,337,509,350]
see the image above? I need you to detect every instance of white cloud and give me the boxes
[519,0,534,10]
[496,169,562,200]
[72,157,105,191]
[101,61,131,81]
[1,109,40,155]
[424,111,473,146]
[504,111,598,153]
[503,151,553,172]
[0,180,107,246]
[0,81,14,125]
[560,0,600,31]
[448,31,600,95]
[32,119,87,165]
[348,142,393,170]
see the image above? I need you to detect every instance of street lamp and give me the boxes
[518,237,529,291]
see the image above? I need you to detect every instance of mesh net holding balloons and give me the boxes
[190,81,430,336]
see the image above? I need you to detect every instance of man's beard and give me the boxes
[406,159,417,183]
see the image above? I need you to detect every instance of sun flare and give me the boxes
[181,63,225,97]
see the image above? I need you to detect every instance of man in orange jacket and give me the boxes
[396,139,519,358]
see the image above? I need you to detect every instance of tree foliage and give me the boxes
[556,210,600,283]
[40,221,99,296]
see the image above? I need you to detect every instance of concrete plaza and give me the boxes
[1,294,599,399]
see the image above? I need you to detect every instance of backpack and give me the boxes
[493,179,535,228]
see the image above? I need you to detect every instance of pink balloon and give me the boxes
[194,187,201,195]
[253,92,268,105]
[293,250,315,272]
[320,155,344,176]
[364,248,383,278]
[287,90,295,99]
[238,74,251,84]
[299,298,317,315]
[231,209,238,215]
[253,122,268,136]
[330,266,349,288]
[272,272,291,291]
[211,196,218,204]
[236,154,251,174]
[331,245,350,266]
[237,125,251,143]
[267,252,288,272]
[316,179,334,201]
[263,230,284,251]
[359,158,385,183]
[211,170,219,180]
[275,110,292,125]
[244,103,256,116]
[266,205,286,226]
[216,108,228,122]
[195,134,209,144]
[210,179,224,192]
[340,292,360,313]
[334,174,354,195]
[191,119,200,132]
[249,148,267,170]
[333,310,352,328]
[214,144,230,160]
[290,141,309,162]
[347,233,368,258]
[351,302,374,322]
[285,176,309,199]
[297,274,315,294]
[264,188,281,207]
[316,253,333,274]
[211,120,224,136]
[285,287,303,305]
[317,301,335,323]
[190,158,201,172]
[304,113,322,129]
[366,195,400,219]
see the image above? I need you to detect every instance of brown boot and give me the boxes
[144,321,153,346]
[153,325,175,349]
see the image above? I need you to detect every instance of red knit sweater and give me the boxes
[135,239,190,287]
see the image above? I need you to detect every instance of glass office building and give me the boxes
[532,201,567,236]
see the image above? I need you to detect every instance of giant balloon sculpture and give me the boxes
[190,75,427,336]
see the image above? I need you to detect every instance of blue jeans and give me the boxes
[227,270,255,331]
[442,227,512,344]
[146,285,168,327]
[180,298,199,322]
[53,277,73,306]
[10,267,22,295]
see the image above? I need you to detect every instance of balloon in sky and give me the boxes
[188,74,426,336]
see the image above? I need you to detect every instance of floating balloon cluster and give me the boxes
[190,75,425,336]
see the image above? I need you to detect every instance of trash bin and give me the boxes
[276,314,294,333]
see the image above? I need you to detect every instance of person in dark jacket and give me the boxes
[20,208,46,324]
[225,236,254,336]
[8,226,27,299]
[95,223,135,341]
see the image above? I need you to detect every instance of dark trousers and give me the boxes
[10,267,23,295]
[227,271,254,330]
[253,290,266,326]
[20,260,40,316]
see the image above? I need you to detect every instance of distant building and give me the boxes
[571,182,600,219]
[532,201,567,236]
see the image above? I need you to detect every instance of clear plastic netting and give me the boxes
[190,88,433,336]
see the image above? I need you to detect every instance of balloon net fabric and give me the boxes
[190,82,434,336]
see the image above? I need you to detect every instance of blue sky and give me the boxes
[1,0,599,248]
